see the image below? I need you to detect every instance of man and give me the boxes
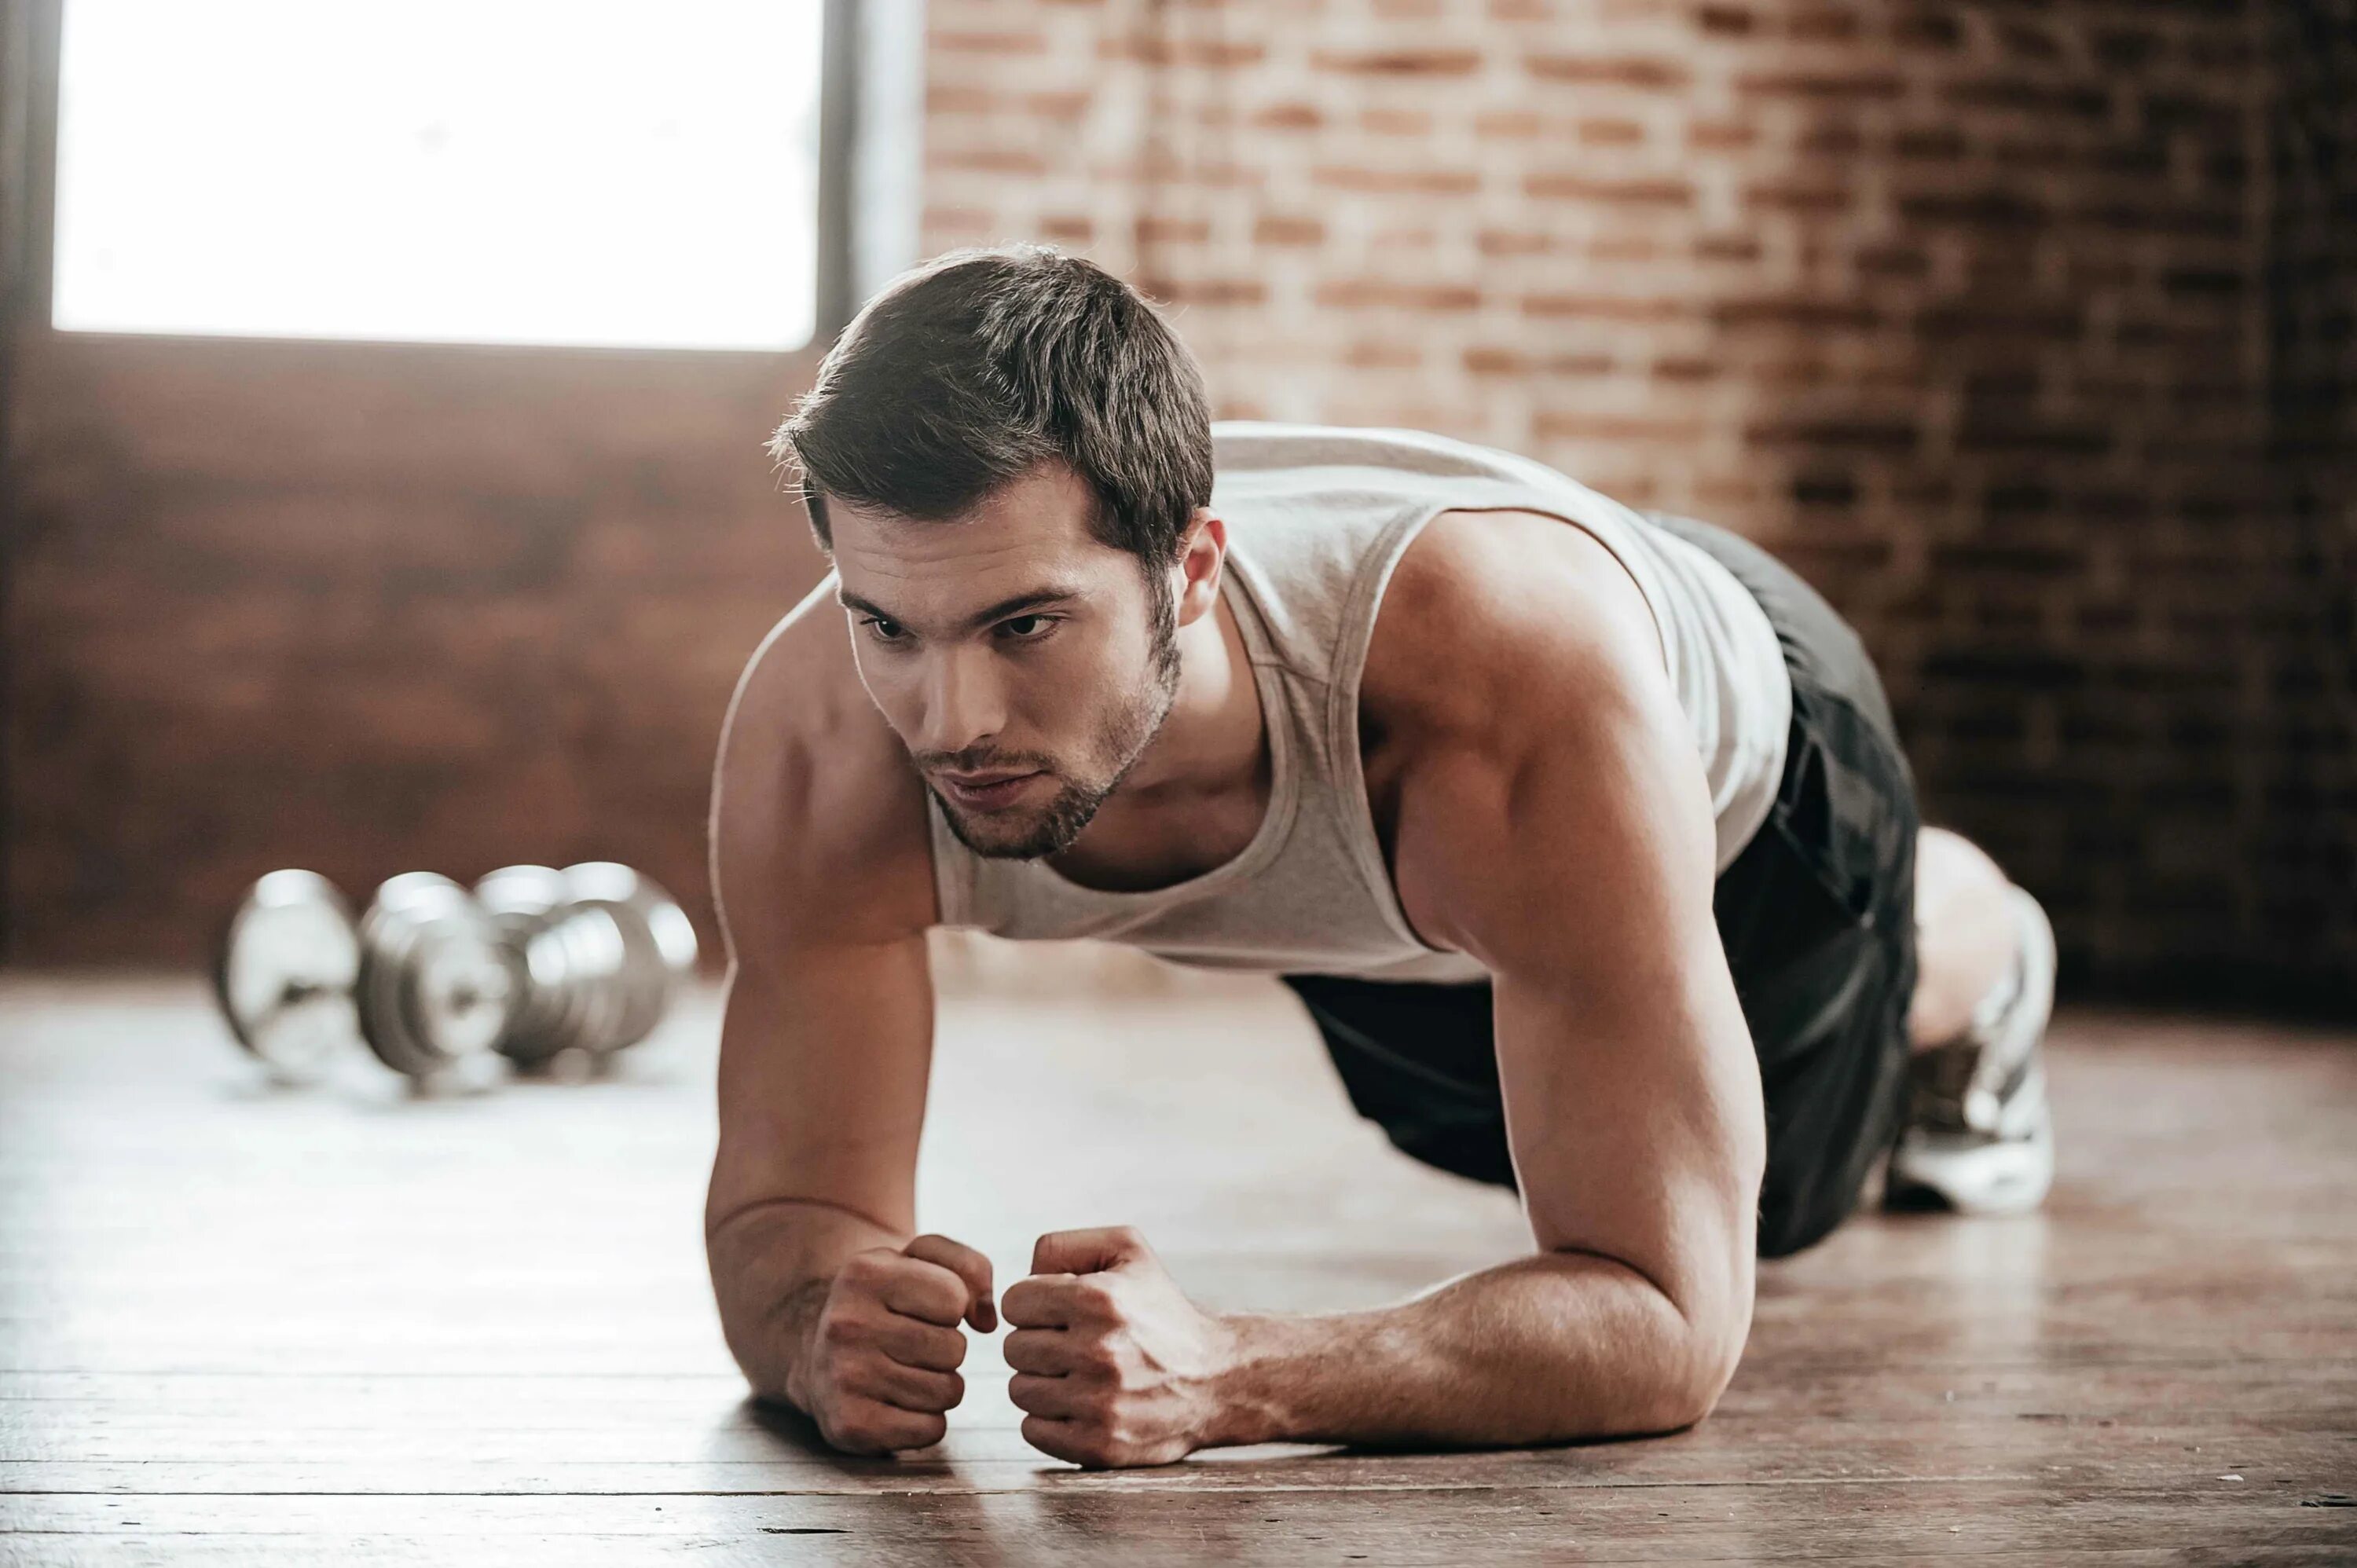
[704,244,2058,1469]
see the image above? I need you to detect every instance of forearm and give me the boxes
[1211,1250,1724,1449]
[706,1196,905,1408]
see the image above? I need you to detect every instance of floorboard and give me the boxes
[1,967,2352,1563]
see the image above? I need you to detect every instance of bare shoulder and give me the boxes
[1359,507,1703,956]
[709,571,937,965]
[1362,507,1674,760]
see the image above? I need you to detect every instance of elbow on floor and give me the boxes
[1633,1328,1746,1435]
[1630,1377,1721,1437]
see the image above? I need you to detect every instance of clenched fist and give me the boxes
[793,1233,996,1456]
[1001,1226,1237,1468]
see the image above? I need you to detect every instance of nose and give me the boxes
[913,645,1010,762]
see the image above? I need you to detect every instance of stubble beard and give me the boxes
[933,581,1185,862]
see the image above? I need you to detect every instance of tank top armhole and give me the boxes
[1324,496,1464,959]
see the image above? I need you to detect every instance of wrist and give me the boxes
[777,1276,833,1414]
[1203,1313,1295,1449]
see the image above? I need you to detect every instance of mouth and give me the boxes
[937,769,1043,810]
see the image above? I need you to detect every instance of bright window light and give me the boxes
[51,0,824,350]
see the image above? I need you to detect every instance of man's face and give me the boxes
[829,461,1185,860]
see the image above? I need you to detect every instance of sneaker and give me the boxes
[1882,884,2058,1216]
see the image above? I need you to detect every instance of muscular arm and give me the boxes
[1215,513,1764,1447]
[702,581,972,1418]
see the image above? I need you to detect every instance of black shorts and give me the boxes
[1280,509,1921,1260]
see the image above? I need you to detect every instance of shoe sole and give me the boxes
[1884,1086,2055,1215]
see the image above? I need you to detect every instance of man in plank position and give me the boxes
[705,245,2058,1468]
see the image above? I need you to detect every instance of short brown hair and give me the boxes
[768,244,1215,573]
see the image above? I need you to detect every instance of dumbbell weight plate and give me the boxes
[526,903,635,1062]
[212,869,363,1085]
[561,862,699,1051]
[355,872,515,1084]
[475,864,639,1068]
[474,864,573,1065]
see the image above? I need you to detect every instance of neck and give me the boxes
[1037,574,1275,891]
[1101,581,1265,813]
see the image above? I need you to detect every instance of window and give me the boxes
[50,0,832,350]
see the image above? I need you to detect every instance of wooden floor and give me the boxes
[2,961,2353,1565]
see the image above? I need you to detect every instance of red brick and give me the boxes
[1475,109,1544,138]
[1526,56,1692,89]
[1136,276,1268,307]
[1249,101,1323,131]
[930,146,1050,175]
[1253,214,1325,246]
[1102,36,1267,68]
[1024,91,1092,122]
[1577,117,1647,146]
[1134,216,1211,245]
[933,30,1047,54]
[1313,164,1481,196]
[1315,280,1483,311]
[1688,119,1760,149]
[1523,172,1694,206]
[1310,47,1483,75]
[1747,416,1921,452]
[1713,298,1886,331]
[1734,68,1904,101]
[1477,229,1556,256]
[1744,181,1853,214]
[1790,6,1862,41]
[1521,292,1694,321]
[1534,412,1711,441]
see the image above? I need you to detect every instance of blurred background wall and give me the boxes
[3,0,2352,1013]
[912,0,2357,1009]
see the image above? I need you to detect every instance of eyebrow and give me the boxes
[834,586,1085,633]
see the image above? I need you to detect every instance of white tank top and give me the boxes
[926,421,1793,983]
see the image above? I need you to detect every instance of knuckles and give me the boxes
[815,1306,873,1350]
[838,1251,893,1288]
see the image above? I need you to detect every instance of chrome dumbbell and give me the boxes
[211,863,698,1087]
[354,871,518,1087]
[473,862,701,1079]
[212,869,366,1086]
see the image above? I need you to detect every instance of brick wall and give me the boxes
[919,0,2357,1010]
[2257,0,2357,1007]
[5,336,824,965]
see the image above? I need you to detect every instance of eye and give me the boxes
[858,617,906,644]
[998,614,1059,642]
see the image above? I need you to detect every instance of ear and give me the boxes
[1173,508,1228,628]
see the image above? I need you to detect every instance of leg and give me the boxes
[1907,826,2021,1051]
